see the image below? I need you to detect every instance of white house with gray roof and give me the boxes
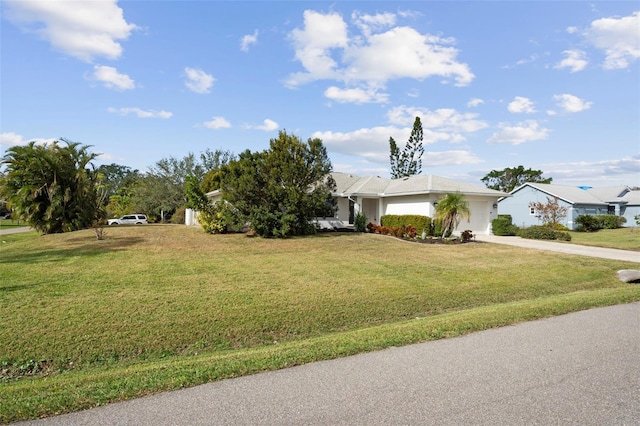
[326,172,509,235]
[498,183,640,230]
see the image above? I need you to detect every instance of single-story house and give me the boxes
[497,183,640,230]
[187,172,510,235]
[325,172,509,235]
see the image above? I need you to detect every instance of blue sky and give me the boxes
[1,1,639,187]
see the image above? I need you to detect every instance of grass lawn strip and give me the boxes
[2,226,639,422]
[2,289,639,423]
[568,228,640,251]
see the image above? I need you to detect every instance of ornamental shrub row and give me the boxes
[517,225,571,241]
[575,214,627,232]
[380,214,431,232]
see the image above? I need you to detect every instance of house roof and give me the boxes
[513,183,609,205]
[586,186,630,203]
[620,190,640,205]
[332,172,509,198]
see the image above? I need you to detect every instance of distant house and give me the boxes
[191,172,509,235]
[498,183,640,230]
[326,172,509,235]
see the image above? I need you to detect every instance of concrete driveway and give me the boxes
[475,234,640,263]
[17,302,640,425]
[0,226,32,235]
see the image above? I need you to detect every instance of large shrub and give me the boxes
[380,215,431,234]
[491,214,518,236]
[575,215,602,232]
[518,226,571,241]
[597,214,626,229]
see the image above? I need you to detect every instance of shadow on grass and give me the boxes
[0,237,146,264]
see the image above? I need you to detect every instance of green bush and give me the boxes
[518,226,571,241]
[597,214,626,229]
[491,215,518,236]
[575,215,602,232]
[431,218,452,238]
[170,206,186,224]
[354,212,367,232]
[380,215,431,235]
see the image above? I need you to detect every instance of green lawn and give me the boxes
[2,225,639,422]
[568,227,640,251]
[0,218,29,229]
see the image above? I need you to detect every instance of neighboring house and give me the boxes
[327,172,509,235]
[498,183,640,230]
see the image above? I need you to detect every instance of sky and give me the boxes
[1,1,639,188]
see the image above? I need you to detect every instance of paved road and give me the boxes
[475,234,640,263]
[0,226,31,235]
[18,302,640,425]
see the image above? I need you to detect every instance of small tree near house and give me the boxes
[529,196,567,228]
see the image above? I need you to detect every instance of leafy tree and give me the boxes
[130,150,234,222]
[96,163,140,199]
[434,192,471,237]
[389,116,424,179]
[221,130,336,237]
[0,139,106,234]
[481,165,552,193]
[529,196,567,227]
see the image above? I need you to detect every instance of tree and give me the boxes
[481,166,552,193]
[96,163,140,199]
[130,150,234,222]
[529,196,567,227]
[389,116,424,179]
[221,130,336,237]
[434,192,471,238]
[0,139,106,234]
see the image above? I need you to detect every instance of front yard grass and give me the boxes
[2,225,639,422]
[569,227,640,251]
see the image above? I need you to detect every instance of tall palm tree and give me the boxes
[434,192,471,238]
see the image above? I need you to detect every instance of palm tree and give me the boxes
[434,192,471,238]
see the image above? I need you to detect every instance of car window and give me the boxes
[123,216,135,220]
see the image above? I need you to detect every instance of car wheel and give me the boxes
[110,223,119,225]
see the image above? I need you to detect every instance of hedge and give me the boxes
[380,215,431,233]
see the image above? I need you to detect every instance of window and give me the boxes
[529,207,535,215]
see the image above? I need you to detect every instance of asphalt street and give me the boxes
[18,302,640,425]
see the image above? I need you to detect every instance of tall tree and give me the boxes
[389,116,424,179]
[221,130,336,237]
[434,192,471,238]
[481,166,552,193]
[0,139,105,234]
[96,163,140,199]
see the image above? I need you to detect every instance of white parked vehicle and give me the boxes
[108,214,148,225]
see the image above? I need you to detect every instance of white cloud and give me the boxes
[351,11,396,37]
[543,155,640,184]
[313,106,487,164]
[286,10,474,103]
[4,0,137,62]
[0,132,25,147]
[487,120,549,145]
[107,107,172,119]
[184,67,214,94]
[566,26,579,34]
[585,11,640,69]
[553,94,593,113]
[324,86,389,104]
[203,116,232,129]
[507,96,536,114]
[467,98,484,108]
[423,150,483,166]
[252,119,279,132]
[89,65,135,90]
[554,49,588,72]
[0,133,55,147]
[240,30,258,52]
[387,106,487,136]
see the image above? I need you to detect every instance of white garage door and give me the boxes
[457,201,489,233]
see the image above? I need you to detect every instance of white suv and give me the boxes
[108,214,148,225]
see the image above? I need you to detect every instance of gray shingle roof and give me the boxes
[331,172,508,198]
[520,183,607,205]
